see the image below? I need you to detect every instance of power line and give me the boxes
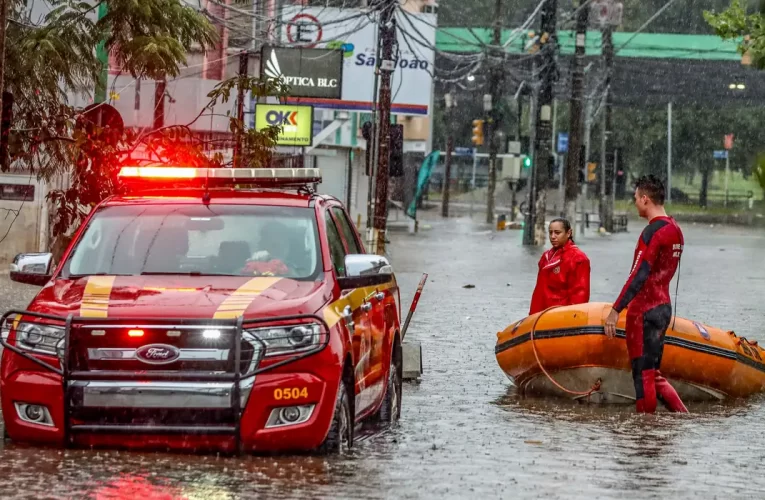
[615,0,682,55]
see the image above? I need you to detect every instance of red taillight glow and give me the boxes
[118,167,197,179]
[128,329,145,337]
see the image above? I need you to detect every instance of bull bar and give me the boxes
[0,309,330,452]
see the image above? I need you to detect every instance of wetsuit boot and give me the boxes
[655,371,688,412]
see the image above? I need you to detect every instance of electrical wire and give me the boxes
[615,0,682,55]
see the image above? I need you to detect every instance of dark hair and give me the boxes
[549,217,574,243]
[634,174,665,205]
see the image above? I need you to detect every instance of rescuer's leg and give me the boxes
[626,312,656,413]
[651,305,688,413]
[655,371,688,413]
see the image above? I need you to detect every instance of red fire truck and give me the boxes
[0,166,403,454]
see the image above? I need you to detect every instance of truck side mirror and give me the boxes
[337,254,393,290]
[10,253,53,286]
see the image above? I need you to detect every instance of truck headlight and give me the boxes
[245,324,321,357]
[15,322,65,356]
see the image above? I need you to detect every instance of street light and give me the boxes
[467,74,475,82]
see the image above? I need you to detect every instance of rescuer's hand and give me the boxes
[604,307,619,339]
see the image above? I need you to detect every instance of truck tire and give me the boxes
[317,381,353,454]
[374,340,402,423]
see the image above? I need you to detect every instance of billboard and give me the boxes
[261,46,343,99]
[254,104,314,146]
[279,6,437,116]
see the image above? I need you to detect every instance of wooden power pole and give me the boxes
[600,25,614,233]
[564,1,588,233]
[372,1,396,255]
[528,0,558,245]
[485,0,503,225]
[233,51,249,169]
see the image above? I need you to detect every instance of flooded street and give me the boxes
[1,215,764,499]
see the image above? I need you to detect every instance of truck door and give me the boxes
[329,206,387,411]
[323,209,375,415]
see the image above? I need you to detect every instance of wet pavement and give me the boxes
[1,215,765,499]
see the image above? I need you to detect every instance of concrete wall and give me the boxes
[0,174,47,264]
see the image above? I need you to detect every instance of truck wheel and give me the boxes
[375,341,402,423]
[318,381,353,454]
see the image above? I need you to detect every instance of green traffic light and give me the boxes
[523,156,532,168]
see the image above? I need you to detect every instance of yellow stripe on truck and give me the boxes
[213,277,282,319]
[323,282,394,329]
[80,276,116,318]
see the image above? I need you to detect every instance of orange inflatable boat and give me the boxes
[495,302,765,403]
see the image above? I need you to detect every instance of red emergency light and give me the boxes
[117,166,323,189]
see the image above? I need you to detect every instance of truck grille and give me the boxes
[68,323,258,375]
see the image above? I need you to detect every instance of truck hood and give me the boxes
[26,275,331,321]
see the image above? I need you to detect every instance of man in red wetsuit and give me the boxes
[604,175,688,414]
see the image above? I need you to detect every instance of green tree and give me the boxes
[705,0,765,67]
[4,0,288,245]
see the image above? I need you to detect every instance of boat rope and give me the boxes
[529,306,602,399]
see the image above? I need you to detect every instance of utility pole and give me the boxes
[153,79,166,130]
[442,90,455,217]
[233,51,249,169]
[579,97,593,236]
[372,1,396,255]
[485,0,503,225]
[526,0,557,245]
[599,25,614,233]
[667,101,672,203]
[565,1,588,235]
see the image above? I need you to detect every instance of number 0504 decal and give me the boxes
[274,387,309,400]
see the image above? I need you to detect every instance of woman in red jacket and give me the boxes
[529,218,591,315]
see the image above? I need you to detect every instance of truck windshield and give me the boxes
[61,204,322,280]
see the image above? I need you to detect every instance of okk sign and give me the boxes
[254,104,314,146]
[279,6,437,116]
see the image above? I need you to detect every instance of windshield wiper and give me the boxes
[140,272,242,277]
[141,271,203,276]
[67,272,134,278]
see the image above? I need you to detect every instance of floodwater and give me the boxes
[0,215,764,499]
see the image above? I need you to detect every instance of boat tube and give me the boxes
[495,302,765,403]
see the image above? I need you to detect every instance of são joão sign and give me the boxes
[261,46,343,99]
[254,104,314,146]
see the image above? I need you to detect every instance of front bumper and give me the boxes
[0,310,339,453]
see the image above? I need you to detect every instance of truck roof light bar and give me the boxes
[117,167,322,185]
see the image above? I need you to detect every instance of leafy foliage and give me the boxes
[47,76,290,239]
[704,0,765,68]
[4,0,289,243]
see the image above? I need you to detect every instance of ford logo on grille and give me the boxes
[135,344,181,365]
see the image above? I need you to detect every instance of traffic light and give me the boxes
[471,119,484,146]
[522,155,532,168]
[587,162,597,182]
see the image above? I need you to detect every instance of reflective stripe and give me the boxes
[212,277,282,319]
[323,281,394,328]
[80,276,116,318]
